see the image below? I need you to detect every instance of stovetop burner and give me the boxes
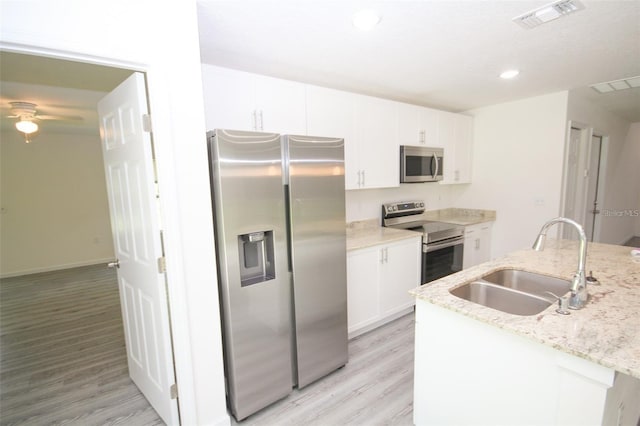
[382,200,464,244]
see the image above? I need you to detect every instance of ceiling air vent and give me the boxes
[591,76,640,94]
[513,0,585,29]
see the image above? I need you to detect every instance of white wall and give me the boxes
[0,1,228,425]
[628,123,640,239]
[567,92,637,245]
[452,92,569,259]
[0,131,114,277]
[347,183,455,222]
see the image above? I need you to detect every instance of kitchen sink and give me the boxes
[481,269,571,298]
[449,281,554,316]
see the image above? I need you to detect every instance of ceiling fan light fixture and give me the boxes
[15,119,39,134]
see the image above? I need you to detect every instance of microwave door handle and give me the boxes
[432,152,439,180]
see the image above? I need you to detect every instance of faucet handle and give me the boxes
[544,291,571,315]
[586,271,600,286]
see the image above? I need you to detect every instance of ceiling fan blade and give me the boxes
[36,114,84,121]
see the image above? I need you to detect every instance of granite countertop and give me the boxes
[347,208,496,251]
[421,207,496,226]
[410,239,640,379]
[346,219,421,251]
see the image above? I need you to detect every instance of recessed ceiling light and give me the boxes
[352,9,381,31]
[500,69,520,79]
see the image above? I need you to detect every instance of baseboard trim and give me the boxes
[348,305,415,340]
[0,258,114,279]
[623,235,640,247]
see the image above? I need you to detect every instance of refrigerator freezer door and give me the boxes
[208,129,293,420]
[284,134,348,388]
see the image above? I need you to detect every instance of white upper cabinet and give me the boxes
[254,74,306,134]
[353,94,399,190]
[201,65,255,131]
[439,111,473,184]
[201,64,306,134]
[397,103,440,147]
[307,86,399,190]
[306,85,359,189]
[201,65,473,187]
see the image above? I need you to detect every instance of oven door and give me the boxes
[421,236,464,284]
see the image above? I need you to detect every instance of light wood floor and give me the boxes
[1,265,415,426]
[232,313,415,426]
[0,265,164,426]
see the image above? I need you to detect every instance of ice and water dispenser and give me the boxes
[238,231,275,287]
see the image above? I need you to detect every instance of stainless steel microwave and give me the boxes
[400,145,444,183]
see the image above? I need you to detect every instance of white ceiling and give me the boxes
[0,52,132,136]
[197,0,640,121]
[1,0,638,139]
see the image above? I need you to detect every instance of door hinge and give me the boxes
[142,114,152,133]
[170,383,178,399]
[157,256,166,274]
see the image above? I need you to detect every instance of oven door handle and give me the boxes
[423,237,464,253]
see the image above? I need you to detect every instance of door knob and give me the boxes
[107,259,120,269]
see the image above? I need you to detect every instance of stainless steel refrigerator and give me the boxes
[207,129,348,420]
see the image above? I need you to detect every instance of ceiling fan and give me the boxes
[7,101,83,143]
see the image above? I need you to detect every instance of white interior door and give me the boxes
[98,72,179,425]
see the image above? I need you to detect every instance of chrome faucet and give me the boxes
[532,217,588,309]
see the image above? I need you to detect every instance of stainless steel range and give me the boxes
[382,201,464,284]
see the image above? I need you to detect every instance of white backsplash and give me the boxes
[345,183,457,223]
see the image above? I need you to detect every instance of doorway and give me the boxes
[561,125,608,242]
[0,51,173,424]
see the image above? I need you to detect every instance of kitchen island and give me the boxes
[411,239,640,426]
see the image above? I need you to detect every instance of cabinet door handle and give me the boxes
[258,110,264,131]
[252,109,258,131]
[475,238,480,250]
[419,130,425,144]
[362,170,366,187]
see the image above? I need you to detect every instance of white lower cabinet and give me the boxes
[414,300,640,426]
[463,222,492,269]
[347,237,421,338]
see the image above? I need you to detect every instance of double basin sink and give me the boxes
[449,269,571,316]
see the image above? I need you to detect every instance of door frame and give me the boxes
[588,132,609,242]
[560,121,608,242]
[0,43,209,425]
